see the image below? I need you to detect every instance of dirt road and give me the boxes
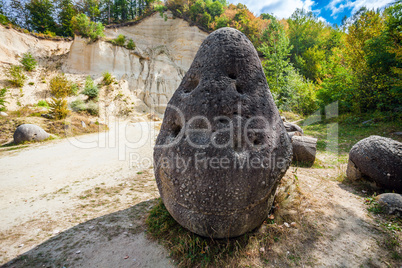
[0,119,173,267]
[0,120,400,267]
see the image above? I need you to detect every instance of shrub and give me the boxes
[70,99,98,115]
[0,14,9,25]
[49,97,69,119]
[71,83,79,95]
[112,34,126,46]
[8,65,26,87]
[36,99,49,108]
[49,74,72,98]
[70,99,86,112]
[20,52,37,71]
[0,88,8,111]
[71,13,105,41]
[44,30,56,37]
[82,76,99,100]
[126,39,136,50]
[86,101,99,115]
[102,72,114,85]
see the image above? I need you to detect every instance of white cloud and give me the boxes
[327,0,395,18]
[317,16,329,25]
[227,0,316,19]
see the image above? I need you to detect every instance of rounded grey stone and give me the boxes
[153,27,293,238]
[376,193,402,216]
[347,135,402,192]
[13,124,50,144]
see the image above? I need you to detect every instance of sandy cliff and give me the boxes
[0,26,71,65]
[63,12,208,113]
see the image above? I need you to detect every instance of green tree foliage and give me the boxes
[9,0,31,30]
[258,17,293,93]
[20,52,37,71]
[258,17,317,115]
[26,0,57,33]
[57,0,78,36]
[71,13,105,41]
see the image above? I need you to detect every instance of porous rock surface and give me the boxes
[13,124,50,144]
[154,27,293,238]
[347,135,402,192]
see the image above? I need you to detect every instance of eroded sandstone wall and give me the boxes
[63,12,208,113]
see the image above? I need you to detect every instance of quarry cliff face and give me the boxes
[63,12,208,113]
[0,26,71,65]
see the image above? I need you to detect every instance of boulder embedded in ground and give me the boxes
[291,136,317,166]
[154,27,293,238]
[376,193,402,216]
[13,124,50,144]
[347,136,402,192]
[0,111,8,117]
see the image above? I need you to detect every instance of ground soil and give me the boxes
[0,121,400,267]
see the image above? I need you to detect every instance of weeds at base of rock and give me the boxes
[365,195,402,260]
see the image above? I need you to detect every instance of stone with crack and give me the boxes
[153,27,293,238]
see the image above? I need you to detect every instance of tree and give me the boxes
[258,17,293,93]
[9,0,30,29]
[26,0,57,33]
[71,13,105,40]
[206,0,223,18]
[57,0,77,36]
[77,0,100,21]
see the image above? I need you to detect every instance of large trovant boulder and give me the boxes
[13,124,50,144]
[154,27,293,238]
[347,136,402,192]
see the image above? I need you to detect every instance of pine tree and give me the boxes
[26,0,57,33]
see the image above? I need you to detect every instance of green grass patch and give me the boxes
[303,112,402,155]
[146,199,253,267]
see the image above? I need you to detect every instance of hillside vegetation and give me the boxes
[1,0,400,118]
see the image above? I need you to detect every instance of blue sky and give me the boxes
[227,0,396,26]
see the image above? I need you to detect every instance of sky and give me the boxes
[227,0,396,26]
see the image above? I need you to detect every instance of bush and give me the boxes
[70,99,98,115]
[71,83,79,95]
[126,39,136,50]
[49,74,73,98]
[71,13,105,41]
[102,72,114,85]
[0,88,8,111]
[8,65,26,87]
[44,30,56,37]
[0,14,9,25]
[36,99,49,108]
[86,101,99,115]
[82,76,99,100]
[49,97,69,119]
[70,99,86,112]
[112,34,126,46]
[20,52,37,72]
